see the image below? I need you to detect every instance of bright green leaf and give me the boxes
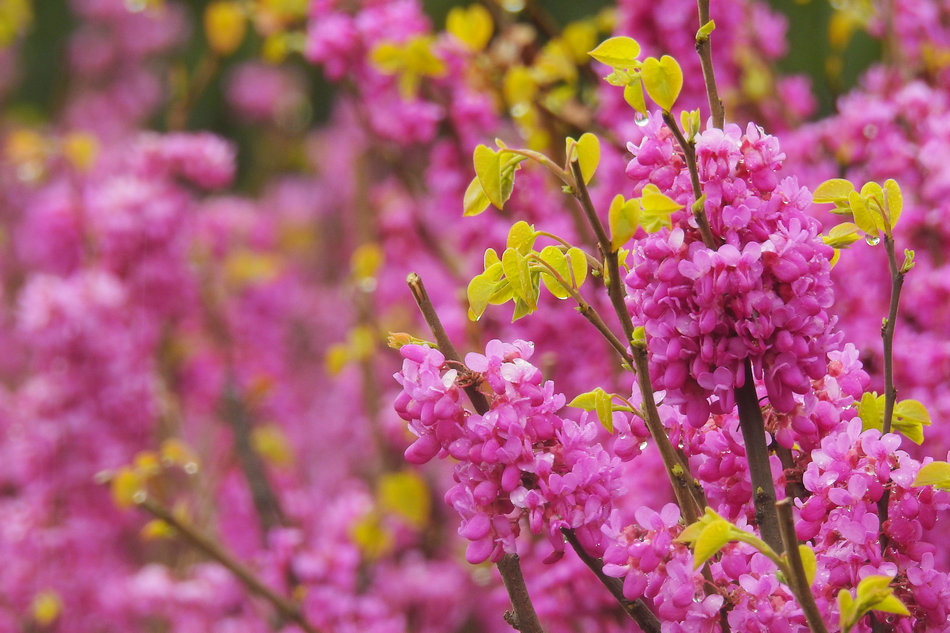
[641,55,683,112]
[473,145,503,208]
[913,461,950,489]
[813,178,855,204]
[587,36,641,68]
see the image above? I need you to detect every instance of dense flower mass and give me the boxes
[2,0,950,632]
[625,121,839,426]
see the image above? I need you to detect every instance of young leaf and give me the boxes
[913,461,950,489]
[798,544,817,586]
[696,19,716,40]
[463,176,491,216]
[608,194,642,250]
[693,518,733,569]
[858,391,883,431]
[849,190,879,238]
[587,36,641,68]
[568,388,601,411]
[813,178,855,204]
[623,80,647,113]
[840,575,910,632]
[473,145,503,208]
[575,133,601,184]
[468,273,497,320]
[640,184,683,232]
[822,222,861,248]
[484,248,501,268]
[565,247,588,288]
[502,247,537,312]
[446,4,493,51]
[594,387,614,433]
[894,399,931,430]
[677,507,724,545]
[538,245,571,299]
[641,55,683,112]
[883,178,902,229]
[507,221,537,255]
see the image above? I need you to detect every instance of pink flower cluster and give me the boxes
[625,121,839,426]
[395,340,620,563]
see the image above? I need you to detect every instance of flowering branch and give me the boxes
[561,528,661,633]
[881,235,905,436]
[138,497,320,633]
[406,273,545,633]
[661,111,718,250]
[775,499,830,633]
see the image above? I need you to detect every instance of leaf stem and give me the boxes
[561,528,661,633]
[139,498,321,633]
[406,273,545,633]
[735,359,782,552]
[775,499,830,633]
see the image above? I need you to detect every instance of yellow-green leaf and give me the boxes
[594,387,613,433]
[502,247,536,310]
[813,178,855,204]
[568,388,600,411]
[640,184,683,232]
[565,247,588,288]
[468,273,497,320]
[641,55,683,112]
[677,507,723,545]
[798,544,817,586]
[484,248,500,268]
[858,391,883,431]
[696,19,716,40]
[538,245,571,299]
[693,518,732,569]
[913,461,950,488]
[575,133,600,184]
[473,145,503,208]
[587,36,641,68]
[378,470,430,528]
[894,399,931,429]
[463,176,491,216]
[609,194,641,250]
[849,190,879,237]
[884,178,902,229]
[507,221,537,255]
[823,222,861,248]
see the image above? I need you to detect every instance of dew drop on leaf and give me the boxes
[865,234,881,246]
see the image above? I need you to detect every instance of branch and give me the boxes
[881,236,905,437]
[561,529,661,633]
[695,0,724,129]
[735,359,782,552]
[406,274,545,633]
[661,111,717,250]
[775,499,829,633]
[139,498,320,633]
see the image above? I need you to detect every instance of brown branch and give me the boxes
[695,0,724,129]
[735,359,782,552]
[139,498,320,633]
[775,499,829,633]
[661,111,717,250]
[406,273,545,633]
[881,235,904,437]
[562,529,661,633]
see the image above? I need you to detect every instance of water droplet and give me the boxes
[863,124,878,139]
[184,462,199,475]
[132,490,147,504]
[865,234,881,246]
[359,278,377,292]
[634,112,650,127]
[510,103,529,118]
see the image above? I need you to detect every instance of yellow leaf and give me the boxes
[349,512,393,560]
[566,247,588,288]
[378,470,430,527]
[913,461,950,488]
[31,590,62,626]
[446,4,493,51]
[503,66,537,106]
[141,519,175,540]
[251,424,294,466]
[848,190,878,237]
[623,80,647,113]
[468,273,498,318]
[823,222,861,248]
[61,132,99,171]
[798,544,817,586]
[608,194,641,250]
[587,36,641,68]
[506,221,537,255]
[463,176,491,217]
[641,55,683,112]
[351,243,384,281]
[884,179,902,229]
[204,1,246,56]
[562,20,598,62]
[111,467,145,509]
[473,145,503,209]
[812,178,855,204]
[693,518,732,569]
[640,184,683,232]
[574,133,600,184]
[538,245,571,299]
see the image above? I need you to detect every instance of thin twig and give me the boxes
[139,498,320,633]
[881,236,904,437]
[775,499,829,633]
[661,112,718,250]
[561,529,661,633]
[406,274,545,633]
[735,359,782,552]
